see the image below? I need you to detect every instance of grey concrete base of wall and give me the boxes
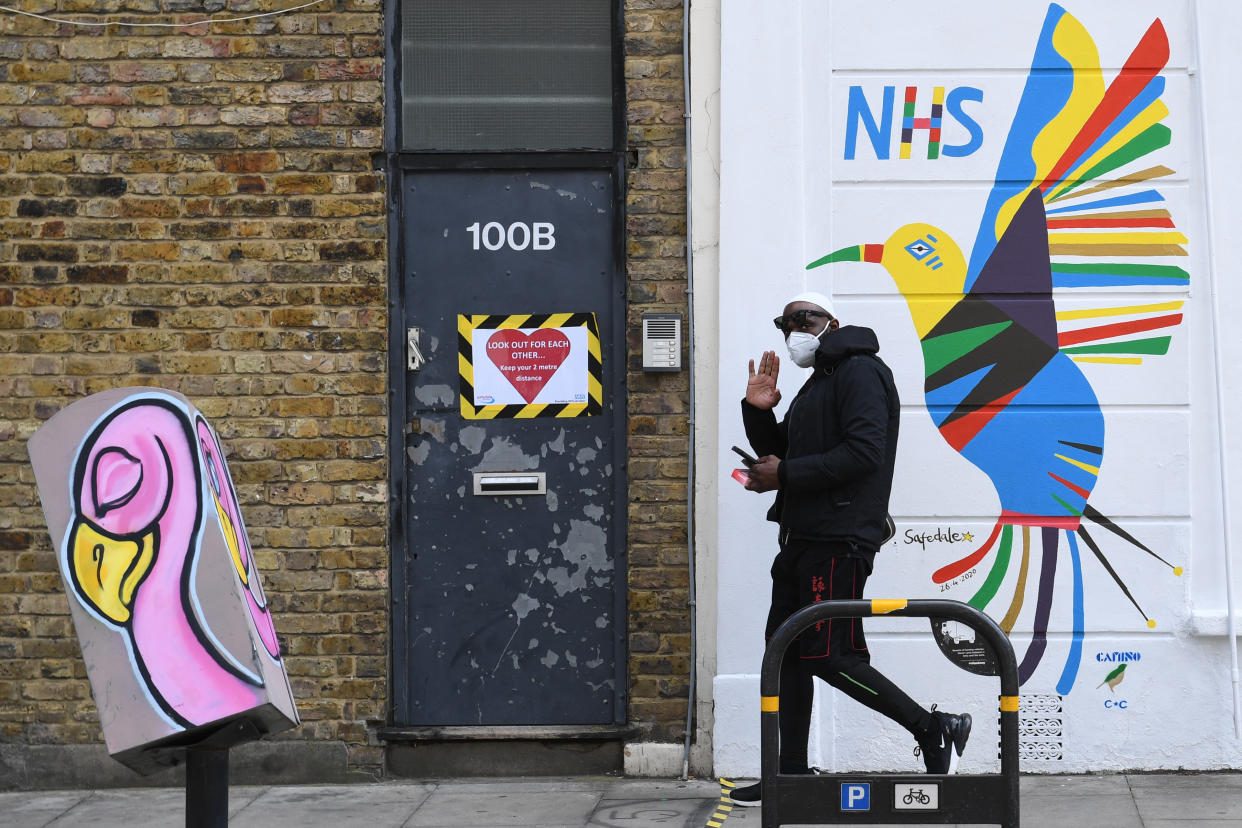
[0,741,356,791]
[386,740,623,777]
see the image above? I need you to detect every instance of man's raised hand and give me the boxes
[746,350,782,410]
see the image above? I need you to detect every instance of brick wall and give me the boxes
[0,0,388,777]
[0,0,693,777]
[623,0,691,744]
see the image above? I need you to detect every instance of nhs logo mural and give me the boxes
[844,85,985,160]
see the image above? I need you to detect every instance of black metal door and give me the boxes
[395,168,625,725]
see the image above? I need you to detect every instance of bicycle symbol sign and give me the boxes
[894,782,939,810]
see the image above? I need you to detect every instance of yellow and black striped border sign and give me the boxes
[458,311,603,419]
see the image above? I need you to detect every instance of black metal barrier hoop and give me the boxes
[760,599,1020,828]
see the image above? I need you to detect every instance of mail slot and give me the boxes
[473,471,547,496]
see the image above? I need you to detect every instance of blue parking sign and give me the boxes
[841,782,871,811]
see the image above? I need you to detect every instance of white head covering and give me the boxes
[784,290,835,318]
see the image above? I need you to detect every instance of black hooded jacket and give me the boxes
[741,325,899,562]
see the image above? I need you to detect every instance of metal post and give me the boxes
[760,598,1020,828]
[185,745,230,828]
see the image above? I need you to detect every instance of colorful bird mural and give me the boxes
[64,394,284,728]
[808,4,1185,693]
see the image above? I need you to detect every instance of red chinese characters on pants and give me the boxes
[811,574,826,632]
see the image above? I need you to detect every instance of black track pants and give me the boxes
[765,539,933,772]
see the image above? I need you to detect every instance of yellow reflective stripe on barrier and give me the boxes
[761,695,779,712]
[870,599,908,614]
[999,695,1020,712]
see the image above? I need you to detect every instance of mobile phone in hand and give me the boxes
[731,445,758,467]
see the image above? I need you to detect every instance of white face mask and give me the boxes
[786,330,823,368]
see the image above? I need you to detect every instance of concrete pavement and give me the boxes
[2,773,1241,827]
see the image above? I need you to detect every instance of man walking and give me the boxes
[729,291,971,806]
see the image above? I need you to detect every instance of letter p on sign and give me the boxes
[841,782,870,811]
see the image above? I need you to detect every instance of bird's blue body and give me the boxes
[943,351,1104,520]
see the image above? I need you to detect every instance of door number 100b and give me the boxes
[466,221,556,251]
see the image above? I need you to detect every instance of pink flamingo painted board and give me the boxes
[27,388,299,773]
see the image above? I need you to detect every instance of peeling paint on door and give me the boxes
[415,383,455,407]
[459,425,487,455]
[473,436,540,472]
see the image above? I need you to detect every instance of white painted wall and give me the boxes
[698,0,1242,775]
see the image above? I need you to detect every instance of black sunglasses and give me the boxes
[773,309,830,333]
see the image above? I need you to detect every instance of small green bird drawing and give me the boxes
[1097,663,1127,692]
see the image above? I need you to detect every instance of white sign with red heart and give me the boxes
[472,326,589,406]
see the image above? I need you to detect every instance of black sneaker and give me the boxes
[727,766,821,808]
[914,705,972,774]
[728,781,761,807]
